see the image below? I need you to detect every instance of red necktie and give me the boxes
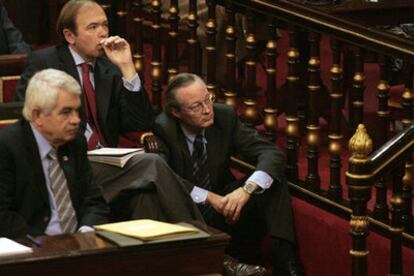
[81,63,107,149]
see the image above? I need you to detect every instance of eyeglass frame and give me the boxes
[183,93,216,113]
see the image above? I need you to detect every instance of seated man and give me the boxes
[14,0,203,224]
[154,73,300,275]
[0,1,31,54]
[0,68,109,238]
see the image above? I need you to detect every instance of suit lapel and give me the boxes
[57,46,87,126]
[205,124,222,189]
[93,60,112,125]
[21,121,49,205]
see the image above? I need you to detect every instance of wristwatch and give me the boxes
[242,181,256,194]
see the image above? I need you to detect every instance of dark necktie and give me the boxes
[48,148,78,233]
[81,63,107,149]
[192,134,211,190]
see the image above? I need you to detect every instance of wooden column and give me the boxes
[205,0,217,96]
[241,9,260,126]
[132,0,144,75]
[263,19,278,141]
[347,124,373,276]
[285,25,301,181]
[373,55,390,221]
[151,0,162,113]
[401,64,414,231]
[327,38,343,200]
[305,32,321,191]
[167,0,180,81]
[349,47,366,129]
[223,1,237,107]
[187,0,201,75]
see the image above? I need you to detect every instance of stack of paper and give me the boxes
[0,238,33,257]
[94,219,199,241]
[88,147,145,168]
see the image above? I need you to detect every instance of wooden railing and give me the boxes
[120,1,414,275]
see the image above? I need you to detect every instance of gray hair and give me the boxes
[164,73,205,115]
[56,0,99,44]
[23,69,81,121]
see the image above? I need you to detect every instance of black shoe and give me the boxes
[273,261,302,276]
[223,254,267,276]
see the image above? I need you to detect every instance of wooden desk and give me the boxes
[0,223,229,276]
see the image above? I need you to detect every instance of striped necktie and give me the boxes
[192,134,211,190]
[48,148,78,233]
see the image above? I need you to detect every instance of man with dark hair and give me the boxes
[154,73,301,275]
[0,68,109,238]
[14,0,203,225]
[0,1,31,54]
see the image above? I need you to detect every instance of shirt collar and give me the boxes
[180,124,207,145]
[30,123,53,160]
[68,46,96,68]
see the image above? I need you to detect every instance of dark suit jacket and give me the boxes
[154,103,295,242]
[15,44,154,146]
[0,3,30,54]
[0,119,109,238]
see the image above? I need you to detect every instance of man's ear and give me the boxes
[31,108,43,126]
[171,108,181,119]
[63,28,76,45]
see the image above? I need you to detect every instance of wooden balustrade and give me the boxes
[96,0,414,274]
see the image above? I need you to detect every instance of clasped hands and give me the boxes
[207,187,251,225]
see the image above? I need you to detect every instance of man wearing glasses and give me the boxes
[154,73,300,275]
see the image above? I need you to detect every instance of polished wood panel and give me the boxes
[0,223,229,275]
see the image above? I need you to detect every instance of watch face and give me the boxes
[244,182,255,194]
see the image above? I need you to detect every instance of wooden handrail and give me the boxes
[0,54,27,76]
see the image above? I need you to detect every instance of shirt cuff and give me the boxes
[190,186,209,204]
[78,225,95,233]
[247,170,274,191]
[122,73,141,92]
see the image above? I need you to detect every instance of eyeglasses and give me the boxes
[186,93,216,113]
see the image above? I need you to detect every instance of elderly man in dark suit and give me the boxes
[154,73,301,275]
[0,68,109,239]
[14,0,203,224]
[0,1,31,54]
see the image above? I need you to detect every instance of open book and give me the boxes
[0,238,33,257]
[94,219,199,241]
[87,147,145,168]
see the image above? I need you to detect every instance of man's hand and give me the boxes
[206,191,228,214]
[222,187,250,224]
[101,36,136,80]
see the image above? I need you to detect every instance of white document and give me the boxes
[0,237,33,257]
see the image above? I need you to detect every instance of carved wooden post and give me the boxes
[223,1,237,107]
[401,64,414,231]
[373,55,390,221]
[205,0,217,96]
[285,25,301,181]
[263,18,278,141]
[347,124,373,276]
[132,0,144,75]
[117,0,128,38]
[389,161,404,276]
[305,32,321,191]
[188,0,201,75]
[241,9,260,126]
[151,0,162,113]
[167,0,180,81]
[328,38,343,200]
[349,47,366,129]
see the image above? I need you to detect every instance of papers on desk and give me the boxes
[94,219,199,241]
[87,147,145,168]
[0,238,33,257]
